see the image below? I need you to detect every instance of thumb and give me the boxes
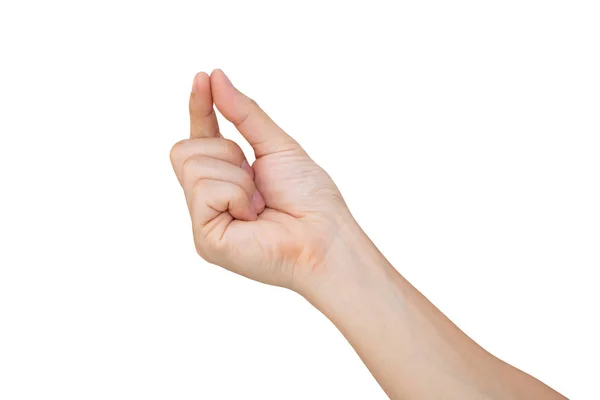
[210,69,300,158]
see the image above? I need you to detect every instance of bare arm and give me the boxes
[171,69,566,399]
[302,220,565,399]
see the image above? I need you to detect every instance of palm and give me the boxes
[221,150,344,286]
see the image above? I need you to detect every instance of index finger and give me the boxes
[189,72,220,138]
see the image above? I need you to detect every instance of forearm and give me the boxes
[302,221,565,399]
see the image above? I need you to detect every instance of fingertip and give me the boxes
[210,68,227,80]
[192,72,210,94]
[209,69,239,126]
[210,68,235,94]
[252,190,266,214]
[249,201,257,218]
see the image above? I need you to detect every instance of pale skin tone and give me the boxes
[170,69,567,399]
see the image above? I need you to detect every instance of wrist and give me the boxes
[295,215,399,307]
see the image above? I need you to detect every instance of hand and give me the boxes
[170,70,355,291]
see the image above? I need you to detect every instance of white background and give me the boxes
[1,1,598,399]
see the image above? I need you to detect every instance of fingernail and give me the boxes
[252,190,265,214]
[241,160,255,179]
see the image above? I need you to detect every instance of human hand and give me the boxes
[170,70,358,292]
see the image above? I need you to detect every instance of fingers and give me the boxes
[210,69,301,158]
[170,138,253,185]
[189,72,220,139]
[190,179,255,226]
[170,136,265,227]
[177,153,266,224]
[181,156,258,206]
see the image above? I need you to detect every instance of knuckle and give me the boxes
[222,139,244,160]
[169,139,189,162]
[181,155,207,177]
[190,178,209,199]
[182,155,199,169]
[181,158,197,183]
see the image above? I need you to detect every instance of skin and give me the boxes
[170,69,567,399]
